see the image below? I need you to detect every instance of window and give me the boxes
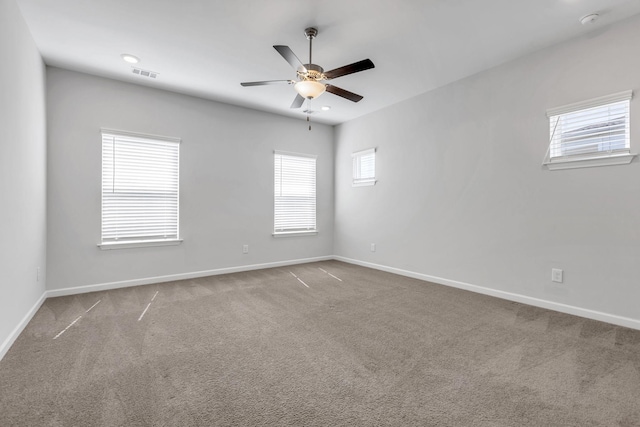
[274,151,317,235]
[100,129,181,249]
[352,148,376,186]
[543,90,634,170]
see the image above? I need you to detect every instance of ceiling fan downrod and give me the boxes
[304,27,317,65]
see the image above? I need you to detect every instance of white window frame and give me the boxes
[543,90,635,170]
[352,148,377,187]
[98,129,182,250]
[273,150,317,237]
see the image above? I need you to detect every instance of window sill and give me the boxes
[352,180,376,187]
[98,239,183,250]
[272,230,318,237]
[543,153,636,171]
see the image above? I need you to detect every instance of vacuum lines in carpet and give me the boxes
[1,261,640,426]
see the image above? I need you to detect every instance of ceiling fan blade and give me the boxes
[324,59,375,80]
[240,80,294,87]
[290,94,305,109]
[325,85,364,103]
[273,45,308,73]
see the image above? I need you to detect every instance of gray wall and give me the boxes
[0,0,47,352]
[334,15,640,324]
[46,68,334,291]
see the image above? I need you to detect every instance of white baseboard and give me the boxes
[334,256,640,331]
[0,292,47,362]
[46,255,334,298]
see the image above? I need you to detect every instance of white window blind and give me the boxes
[352,148,376,186]
[274,152,316,234]
[101,130,180,245]
[543,91,634,170]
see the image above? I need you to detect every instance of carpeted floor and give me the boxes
[1,261,639,426]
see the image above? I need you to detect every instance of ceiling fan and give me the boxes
[241,27,375,109]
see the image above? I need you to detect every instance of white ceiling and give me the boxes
[15,0,640,125]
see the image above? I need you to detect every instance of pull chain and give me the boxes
[307,98,311,131]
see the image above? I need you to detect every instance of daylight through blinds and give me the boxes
[274,152,316,233]
[352,148,376,185]
[101,131,179,243]
[548,99,630,160]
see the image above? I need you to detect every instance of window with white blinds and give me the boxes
[101,130,180,246]
[352,148,376,186]
[274,152,317,235]
[544,91,634,170]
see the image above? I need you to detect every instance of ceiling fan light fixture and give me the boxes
[294,80,326,99]
[240,28,373,107]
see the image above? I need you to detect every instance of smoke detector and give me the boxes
[580,13,599,25]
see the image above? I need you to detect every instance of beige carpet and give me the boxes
[1,261,639,426]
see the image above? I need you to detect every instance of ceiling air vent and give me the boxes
[132,67,158,79]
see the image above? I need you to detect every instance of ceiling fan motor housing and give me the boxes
[299,64,324,80]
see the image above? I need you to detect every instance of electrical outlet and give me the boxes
[37,267,40,282]
[242,244,249,254]
[370,243,376,252]
[551,268,563,283]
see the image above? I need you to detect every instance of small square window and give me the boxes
[352,148,376,186]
